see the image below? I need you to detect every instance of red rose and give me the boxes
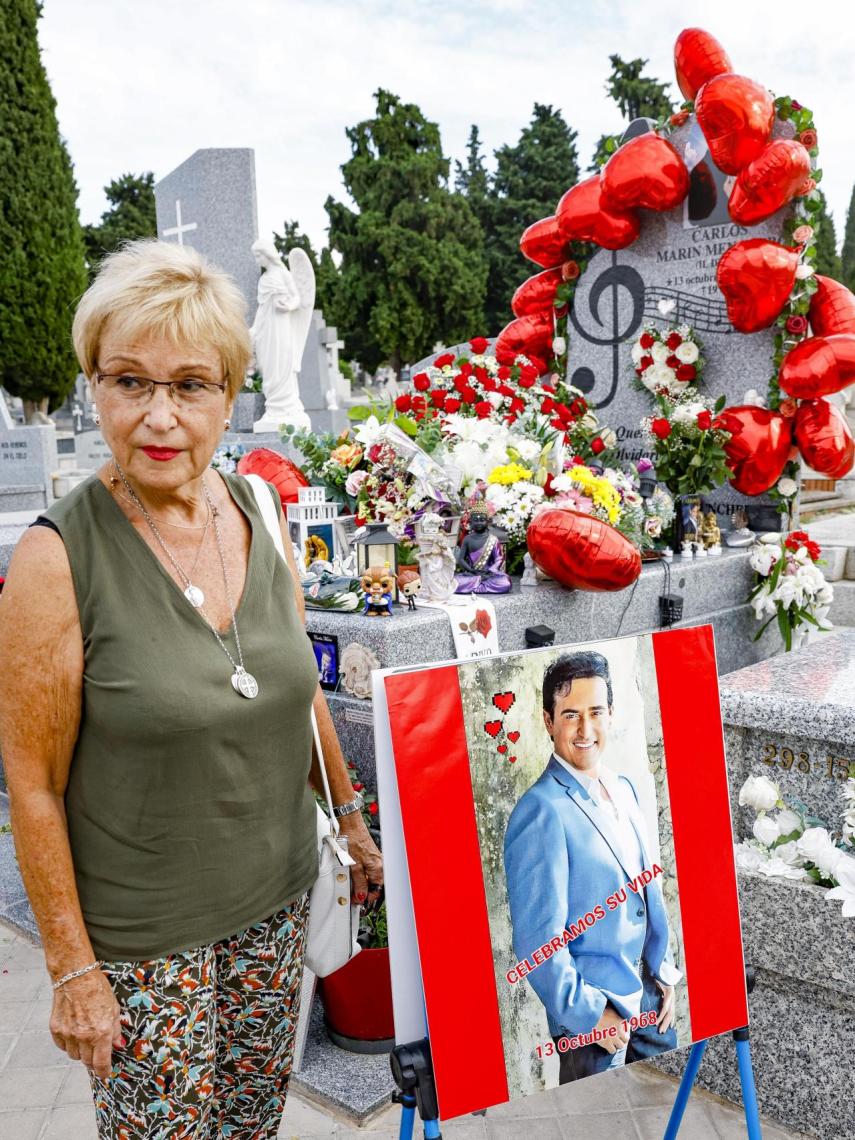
[368,802,379,816]
[670,109,690,127]
[434,353,455,369]
[667,354,680,369]
[572,455,586,466]
[474,365,488,383]
[518,373,536,389]
[411,395,427,413]
[550,417,565,430]
[541,397,556,415]
[444,397,461,413]
[458,360,473,376]
[413,372,430,392]
[799,178,816,196]
[497,365,511,381]
[799,129,817,150]
[510,397,525,414]
[806,541,821,561]
[481,377,498,392]
[395,394,412,412]
[499,384,515,398]
[591,436,606,454]
[469,337,489,354]
[521,365,540,385]
[570,398,587,416]
[786,314,808,335]
[453,375,470,394]
[431,390,446,408]
[555,402,572,422]
[460,386,477,404]
[640,332,655,349]
[352,782,364,791]
[475,400,493,419]
[504,413,518,426]
[640,354,654,371]
[474,608,492,637]
[561,259,580,282]
[666,332,682,350]
[696,410,712,430]
[676,364,696,381]
[651,418,672,440]
[540,382,556,394]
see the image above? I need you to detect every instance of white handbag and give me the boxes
[244,473,361,977]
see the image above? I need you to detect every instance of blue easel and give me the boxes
[392,970,763,1140]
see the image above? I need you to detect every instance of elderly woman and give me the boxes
[0,240,382,1138]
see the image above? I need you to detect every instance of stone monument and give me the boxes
[250,240,314,433]
[0,425,58,511]
[155,149,259,319]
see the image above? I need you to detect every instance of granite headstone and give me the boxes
[74,429,113,471]
[0,425,58,510]
[155,149,259,319]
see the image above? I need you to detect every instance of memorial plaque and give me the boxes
[0,426,58,510]
[75,430,113,470]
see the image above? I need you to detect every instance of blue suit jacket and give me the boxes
[503,757,675,1037]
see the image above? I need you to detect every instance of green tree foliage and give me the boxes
[590,55,675,170]
[483,104,579,334]
[83,173,157,276]
[324,89,486,373]
[841,184,855,293]
[273,219,338,317]
[813,191,841,280]
[0,0,88,412]
[455,125,489,204]
[273,218,319,274]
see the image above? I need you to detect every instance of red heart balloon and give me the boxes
[495,311,555,364]
[728,140,812,226]
[236,447,310,506]
[794,399,855,479]
[600,135,690,213]
[674,27,733,101]
[779,334,855,399]
[713,405,793,495]
[520,215,567,268]
[556,174,641,250]
[695,73,774,175]
[526,509,641,592]
[809,276,855,336]
[716,239,800,332]
[512,267,564,318]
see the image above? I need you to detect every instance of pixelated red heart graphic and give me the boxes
[497,744,508,754]
[493,693,515,714]
[484,720,503,738]
[507,731,520,744]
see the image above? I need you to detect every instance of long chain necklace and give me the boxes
[114,487,211,530]
[112,462,259,699]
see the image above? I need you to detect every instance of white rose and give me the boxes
[643,363,678,391]
[773,840,804,867]
[796,827,834,866]
[777,477,798,497]
[734,842,766,872]
[749,544,779,577]
[752,815,781,846]
[675,341,699,364]
[739,774,780,812]
[488,392,504,409]
[651,341,670,363]
[743,388,766,408]
[776,809,802,838]
[757,857,810,880]
[552,336,567,356]
[631,340,646,365]
[513,437,541,464]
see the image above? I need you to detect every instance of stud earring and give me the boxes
[93,411,100,426]
[224,418,231,430]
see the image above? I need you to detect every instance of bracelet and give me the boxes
[332,792,364,819]
[52,961,103,991]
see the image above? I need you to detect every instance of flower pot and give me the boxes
[318,945,394,1053]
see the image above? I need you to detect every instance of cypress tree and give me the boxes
[0,0,88,415]
[812,191,841,280]
[841,183,855,293]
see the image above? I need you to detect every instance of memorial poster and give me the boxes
[376,626,747,1120]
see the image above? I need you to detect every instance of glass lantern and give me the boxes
[353,522,399,600]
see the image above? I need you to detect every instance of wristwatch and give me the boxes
[332,792,364,819]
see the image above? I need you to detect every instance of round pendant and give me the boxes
[231,668,259,699]
[184,584,205,608]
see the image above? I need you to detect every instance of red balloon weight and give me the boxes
[779,334,855,399]
[519,215,567,269]
[236,448,310,507]
[695,73,774,175]
[794,399,855,479]
[716,239,800,332]
[728,140,812,227]
[674,27,733,101]
[512,267,565,318]
[495,311,555,364]
[600,135,690,213]
[809,276,855,336]
[526,509,641,592]
[556,175,640,250]
[713,405,793,495]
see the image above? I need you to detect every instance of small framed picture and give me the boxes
[309,632,339,691]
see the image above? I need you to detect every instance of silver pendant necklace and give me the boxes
[112,463,259,698]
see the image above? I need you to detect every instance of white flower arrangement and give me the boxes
[632,322,705,398]
[748,530,833,651]
[735,775,855,917]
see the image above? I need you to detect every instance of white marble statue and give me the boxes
[250,239,315,433]
[416,513,458,603]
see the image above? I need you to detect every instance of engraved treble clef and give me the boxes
[568,252,646,410]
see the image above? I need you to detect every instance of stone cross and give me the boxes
[161,198,198,246]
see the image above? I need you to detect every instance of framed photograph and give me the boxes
[308,631,339,691]
[305,521,336,565]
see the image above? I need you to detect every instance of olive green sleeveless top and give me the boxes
[43,474,320,961]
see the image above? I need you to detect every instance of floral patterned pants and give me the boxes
[90,894,309,1139]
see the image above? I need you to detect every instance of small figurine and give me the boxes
[361,564,395,617]
[416,512,458,602]
[725,507,756,548]
[701,510,721,549]
[454,499,512,594]
[520,552,539,587]
[680,540,694,558]
[401,577,421,611]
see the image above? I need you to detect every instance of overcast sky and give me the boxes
[40,0,854,255]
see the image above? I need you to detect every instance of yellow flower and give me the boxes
[330,443,364,468]
[488,462,532,485]
[567,465,621,524]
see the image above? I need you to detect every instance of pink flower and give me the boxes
[345,469,369,497]
[792,225,814,244]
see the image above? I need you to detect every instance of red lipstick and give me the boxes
[142,447,180,461]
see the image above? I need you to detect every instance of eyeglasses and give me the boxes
[95,373,227,408]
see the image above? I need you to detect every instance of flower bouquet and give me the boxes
[747,530,833,651]
[643,392,732,498]
[632,323,705,398]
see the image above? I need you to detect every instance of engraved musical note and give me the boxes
[568,253,645,410]
[643,287,731,332]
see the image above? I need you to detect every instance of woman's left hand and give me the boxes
[337,814,383,907]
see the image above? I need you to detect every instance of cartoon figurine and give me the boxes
[361,564,395,617]
[401,577,421,611]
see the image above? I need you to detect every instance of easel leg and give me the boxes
[397,1094,417,1140]
[733,1028,763,1140]
[663,1039,708,1140]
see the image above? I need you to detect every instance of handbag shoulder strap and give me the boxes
[243,472,343,838]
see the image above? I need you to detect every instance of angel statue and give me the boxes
[250,239,315,432]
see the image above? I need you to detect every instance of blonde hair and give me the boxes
[72,240,252,400]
